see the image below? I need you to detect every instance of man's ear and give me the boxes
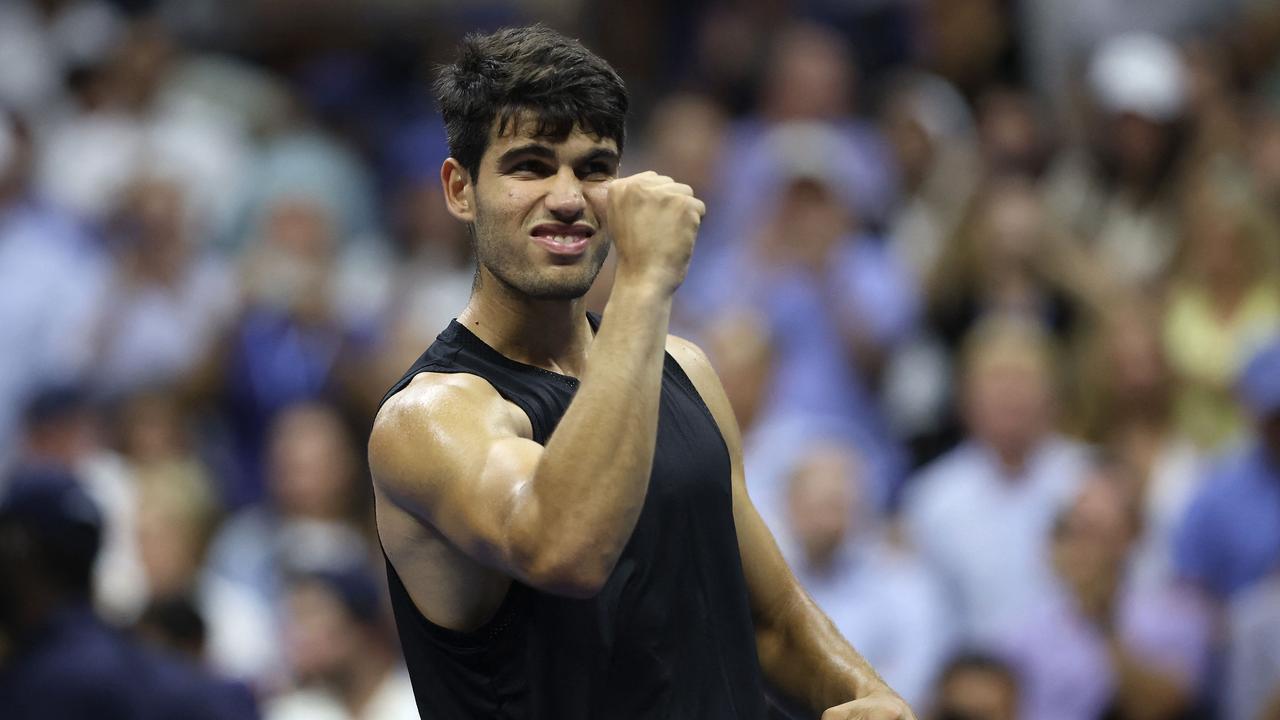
[441,158,475,223]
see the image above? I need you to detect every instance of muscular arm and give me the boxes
[669,337,914,719]
[370,280,672,597]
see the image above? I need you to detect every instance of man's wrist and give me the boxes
[610,270,679,304]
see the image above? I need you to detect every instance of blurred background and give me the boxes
[1,0,1280,718]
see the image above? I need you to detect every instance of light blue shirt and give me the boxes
[902,438,1091,647]
[784,539,955,710]
[0,198,105,463]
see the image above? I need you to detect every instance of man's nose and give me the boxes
[545,166,585,222]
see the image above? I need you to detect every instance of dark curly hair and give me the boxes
[434,25,629,180]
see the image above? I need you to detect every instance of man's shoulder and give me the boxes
[665,333,712,373]
[663,334,729,415]
[370,371,526,479]
[375,372,507,432]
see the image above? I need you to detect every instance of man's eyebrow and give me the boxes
[576,148,620,166]
[496,143,557,166]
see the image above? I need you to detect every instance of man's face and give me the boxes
[786,447,859,565]
[464,118,620,300]
[963,352,1053,458]
[1052,474,1136,583]
[937,667,1018,720]
[284,581,361,683]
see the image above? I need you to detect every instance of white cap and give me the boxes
[1088,33,1186,122]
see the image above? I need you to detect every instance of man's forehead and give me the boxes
[486,113,618,155]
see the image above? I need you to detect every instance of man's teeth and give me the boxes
[551,235,577,244]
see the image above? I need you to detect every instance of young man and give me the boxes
[368,25,914,719]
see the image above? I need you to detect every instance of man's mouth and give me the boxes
[530,223,595,256]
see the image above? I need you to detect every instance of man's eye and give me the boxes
[581,164,614,179]
[512,160,551,174]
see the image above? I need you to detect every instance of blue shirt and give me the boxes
[1174,441,1280,599]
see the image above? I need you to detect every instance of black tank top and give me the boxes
[375,315,767,719]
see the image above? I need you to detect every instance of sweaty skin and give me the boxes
[367,119,914,720]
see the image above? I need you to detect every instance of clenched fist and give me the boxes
[604,171,706,295]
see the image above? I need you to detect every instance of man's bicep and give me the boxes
[369,375,544,571]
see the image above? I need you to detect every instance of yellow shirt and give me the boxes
[1163,281,1280,449]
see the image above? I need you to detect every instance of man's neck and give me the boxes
[457,271,595,379]
[985,439,1039,479]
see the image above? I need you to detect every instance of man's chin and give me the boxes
[489,268,598,301]
[520,280,596,301]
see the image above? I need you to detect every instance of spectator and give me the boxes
[214,196,378,507]
[903,316,1091,646]
[136,594,213,663]
[929,653,1019,720]
[112,386,211,481]
[0,109,106,464]
[692,122,917,492]
[0,466,256,719]
[915,0,1021,101]
[1073,299,1203,586]
[879,71,980,285]
[916,174,1101,465]
[1163,170,1280,450]
[1000,464,1210,720]
[1044,33,1190,292]
[778,439,953,709]
[712,22,898,241]
[974,86,1055,179]
[636,91,728,328]
[0,0,124,117]
[201,401,371,687]
[111,388,222,606]
[1250,106,1280,215]
[702,308,774,442]
[91,174,237,395]
[1175,337,1280,601]
[135,595,260,718]
[134,456,219,601]
[15,384,146,622]
[267,565,415,720]
[926,174,1100,354]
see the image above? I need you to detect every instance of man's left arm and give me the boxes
[668,337,915,720]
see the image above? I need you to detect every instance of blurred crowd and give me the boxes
[2,0,1280,719]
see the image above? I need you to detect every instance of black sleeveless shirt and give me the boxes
[375,315,767,719]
